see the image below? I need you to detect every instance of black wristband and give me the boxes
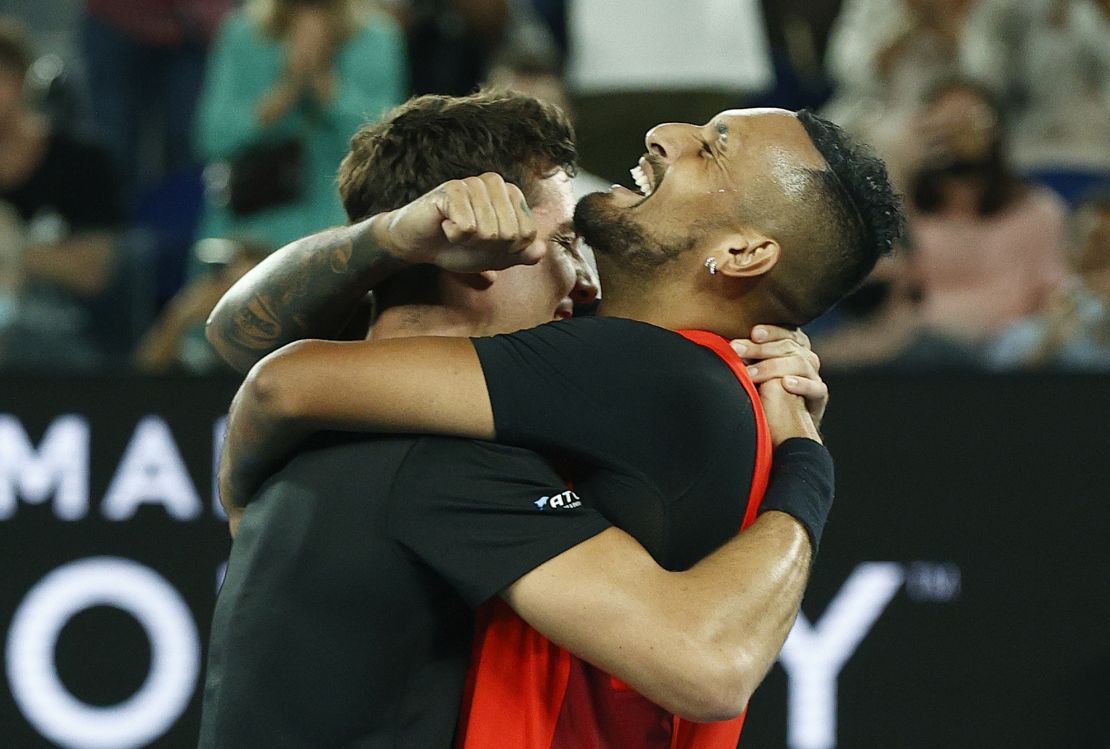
[757,438,835,553]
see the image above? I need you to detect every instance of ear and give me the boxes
[706,231,780,279]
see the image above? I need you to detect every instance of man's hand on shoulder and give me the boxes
[731,325,828,430]
[372,172,545,273]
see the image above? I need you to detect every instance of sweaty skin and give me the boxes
[211,107,844,722]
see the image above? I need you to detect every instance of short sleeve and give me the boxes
[470,318,734,499]
[388,438,611,608]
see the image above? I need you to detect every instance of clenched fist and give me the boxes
[372,172,545,273]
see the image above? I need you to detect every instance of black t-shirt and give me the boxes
[472,316,759,570]
[0,130,125,369]
[0,130,123,232]
[202,317,761,747]
[200,434,609,749]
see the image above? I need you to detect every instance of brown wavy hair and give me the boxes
[338,88,576,222]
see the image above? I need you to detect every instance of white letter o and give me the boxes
[5,557,200,749]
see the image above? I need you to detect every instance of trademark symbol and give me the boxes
[904,561,961,603]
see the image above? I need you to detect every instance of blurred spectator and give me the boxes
[905,79,1069,343]
[134,239,265,373]
[564,0,774,183]
[810,255,981,371]
[485,46,610,200]
[962,0,1110,203]
[990,189,1110,369]
[82,0,233,195]
[193,0,406,259]
[751,0,843,112]
[383,0,519,96]
[0,19,128,372]
[821,0,982,182]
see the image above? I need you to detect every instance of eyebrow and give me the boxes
[552,221,576,239]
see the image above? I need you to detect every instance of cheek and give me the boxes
[549,252,577,297]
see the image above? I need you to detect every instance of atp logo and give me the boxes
[533,490,582,510]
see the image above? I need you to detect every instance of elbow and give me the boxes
[669,655,753,723]
[241,344,308,424]
[204,305,242,370]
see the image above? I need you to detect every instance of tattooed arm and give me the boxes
[205,218,403,373]
[205,173,543,373]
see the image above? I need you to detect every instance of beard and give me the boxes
[574,192,692,272]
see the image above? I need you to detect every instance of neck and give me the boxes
[371,303,485,340]
[597,270,760,340]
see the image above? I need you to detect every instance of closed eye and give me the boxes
[553,233,579,252]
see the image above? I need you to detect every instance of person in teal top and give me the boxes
[194,0,406,256]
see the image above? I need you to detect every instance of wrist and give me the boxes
[771,411,821,446]
[758,438,835,555]
[361,213,411,266]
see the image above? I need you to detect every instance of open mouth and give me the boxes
[629,155,667,197]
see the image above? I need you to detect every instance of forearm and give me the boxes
[133,306,194,372]
[206,216,405,372]
[217,335,495,515]
[506,513,811,722]
[676,511,811,704]
[23,234,116,297]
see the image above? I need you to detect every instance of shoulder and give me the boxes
[271,433,420,490]
[476,316,712,361]
[398,438,564,483]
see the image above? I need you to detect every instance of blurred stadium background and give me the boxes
[0,1,1107,747]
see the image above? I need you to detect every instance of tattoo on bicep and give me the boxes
[227,294,283,348]
[330,241,352,273]
[223,226,389,353]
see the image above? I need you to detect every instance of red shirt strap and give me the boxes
[675,329,772,531]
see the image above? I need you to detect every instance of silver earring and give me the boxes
[704,257,718,275]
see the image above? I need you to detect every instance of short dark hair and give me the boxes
[338,89,577,222]
[337,89,576,310]
[0,19,32,77]
[777,110,904,325]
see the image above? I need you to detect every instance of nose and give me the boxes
[645,122,696,162]
[570,251,600,303]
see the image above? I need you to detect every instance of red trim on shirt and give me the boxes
[456,329,773,749]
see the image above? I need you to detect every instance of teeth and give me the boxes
[630,165,653,196]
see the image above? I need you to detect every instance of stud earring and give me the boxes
[704,257,718,275]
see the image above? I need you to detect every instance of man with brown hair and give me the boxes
[207,90,598,375]
[200,90,614,748]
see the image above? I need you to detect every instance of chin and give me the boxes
[574,192,633,257]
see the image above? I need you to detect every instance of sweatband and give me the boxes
[757,437,835,553]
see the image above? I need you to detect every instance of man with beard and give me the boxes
[208,96,902,747]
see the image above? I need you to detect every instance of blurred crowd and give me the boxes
[0,0,1106,375]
